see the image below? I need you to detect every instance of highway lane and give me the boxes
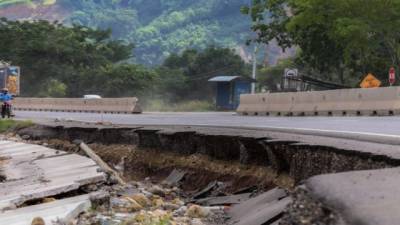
[15,111,400,137]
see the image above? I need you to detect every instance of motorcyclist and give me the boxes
[0,88,13,118]
[0,88,12,102]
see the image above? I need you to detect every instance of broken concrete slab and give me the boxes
[194,193,252,206]
[0,141,106,211]
[163,169,186,186]
[299,167,400,225]
[191,181,222,199]
[228,188,289,225]
[230,197,291,225]
[0,193,93,225]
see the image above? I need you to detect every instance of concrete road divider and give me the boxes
[237,87,400,116]
[13,97,142,114]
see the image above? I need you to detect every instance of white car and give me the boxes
[83,95,102,99]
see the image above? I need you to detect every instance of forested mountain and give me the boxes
[0,0,259,65]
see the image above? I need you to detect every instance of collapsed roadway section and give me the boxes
[11,121,400,225]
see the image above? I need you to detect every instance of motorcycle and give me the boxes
[1,101,12,119]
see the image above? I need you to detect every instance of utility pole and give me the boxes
[251,45,258,93]
[249,0,259,94]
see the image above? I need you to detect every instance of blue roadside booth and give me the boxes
[208,76,255,110]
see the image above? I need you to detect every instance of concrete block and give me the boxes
[237,87,400,117]
[13,97,142,114]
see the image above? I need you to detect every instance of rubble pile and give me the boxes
[75,180,228,225]
[0,134,229,225]
[0,132,289,225]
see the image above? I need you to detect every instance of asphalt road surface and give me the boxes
[11,111,400,224]
[15,111,400,141]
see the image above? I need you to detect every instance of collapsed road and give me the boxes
[0,140,106,224]
[0,119,399,225]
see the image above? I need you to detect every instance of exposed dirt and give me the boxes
[44,139,294,194]
[11,124,400,224]
[19,124,400,184]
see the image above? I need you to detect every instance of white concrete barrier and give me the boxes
[13,97,142,114]
[237,87,400,116]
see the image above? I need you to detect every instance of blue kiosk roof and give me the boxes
[208,76,255,82]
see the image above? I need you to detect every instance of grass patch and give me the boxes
[144,99,215,112]
[0,120,33,133]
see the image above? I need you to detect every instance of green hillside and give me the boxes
[0,0,253,65]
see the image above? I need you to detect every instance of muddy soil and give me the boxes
[44,139,294,194]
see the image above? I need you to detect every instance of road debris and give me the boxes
[194,193,252,206]
[186,204,211,218]
[0,132,291,225]
[192,181,225,199]
[0,140,106,224]
[31,217,45,225]
[163,169,187,186]
[227,188,290,225]
[75,181,219,225]
[79,142,126,186]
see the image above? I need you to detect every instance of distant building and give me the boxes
[208,76,255,110]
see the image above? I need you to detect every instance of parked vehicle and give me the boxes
[0,61,20,96]
[83,95,102,99]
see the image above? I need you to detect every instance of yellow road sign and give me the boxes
[360,73,381,88]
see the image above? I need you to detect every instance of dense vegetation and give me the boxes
[0,0,252,65]
[0,18,149,97]
[243,0,400,86]
[0,18,249,106]
[4,0,399,102]
[156,47,250,102]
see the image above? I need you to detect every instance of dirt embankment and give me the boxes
[45,139,294,194]
[19,124,400,183]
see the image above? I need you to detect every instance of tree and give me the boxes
[157,46,251,101]
[3,0,257,66]
[0,18,154,97]
[243,0,400,84]
[84,64,157,98]
[259,58,295,92]
[38,79,67,97]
